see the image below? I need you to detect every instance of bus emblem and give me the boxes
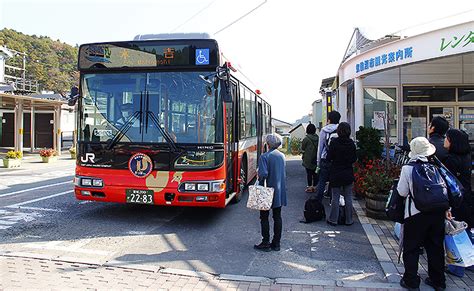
[129,153,153,178]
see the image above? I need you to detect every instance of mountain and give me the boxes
[0,28,78,95]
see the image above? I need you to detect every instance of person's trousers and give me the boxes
[260,207,282,246]
[305,168,318,187]
[328,184,354,225]
[315,160,331,202]
[402,212,446,288]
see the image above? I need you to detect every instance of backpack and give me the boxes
[325,129,338,148]
[385,179,405,223]
[302,196,325,223]
[432,156,464,209]
[409,161,449,213]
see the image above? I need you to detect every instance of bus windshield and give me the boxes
[79,71,223,145]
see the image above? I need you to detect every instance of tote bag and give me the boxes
[247,181,274,211]
[445,231,474,267]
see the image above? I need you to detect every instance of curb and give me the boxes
[0,253,406,289]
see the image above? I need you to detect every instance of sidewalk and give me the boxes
[0,149,74,174]
[354,200,474,290]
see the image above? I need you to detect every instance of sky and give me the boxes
[1,0,473,123]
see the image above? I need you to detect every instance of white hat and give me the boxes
[408,137,436,158]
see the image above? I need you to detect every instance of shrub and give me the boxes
[354,159,401,195]
[5,150,22,159]
[39,148,58,157]
[290,137,302,155]
[356,126,383,162]
[69,146,76,154]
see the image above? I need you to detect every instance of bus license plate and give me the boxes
[126,189,154,205]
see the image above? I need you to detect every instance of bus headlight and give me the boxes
[184,183,196,191]
[81,178,92,186]
[77,176,104,188]
[211,181,226,193]
[197,183,209,192]
[92,179,103,187]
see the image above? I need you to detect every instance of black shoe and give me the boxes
[326,220,337,226]
[424,277,445,291]
[270,243,280,251]
[399,278,420,291]
[254,242,271,252]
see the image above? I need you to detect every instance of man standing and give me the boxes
[315,111,341,202]
[428,116,449,162]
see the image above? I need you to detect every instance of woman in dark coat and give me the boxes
[443,129,473,278]
[326,122,357,226]
[443,129,473,228]
[301,123,319,192]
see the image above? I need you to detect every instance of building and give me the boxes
[311,99,323,131]
[330,19,474,146]
[0,46,74,153]
[272,118,292,135]
[289,123,309,140]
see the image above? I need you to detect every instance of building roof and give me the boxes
[272,117,292,126]
[30,93,66,101]
[289,122,309,133]
[0,46,14,58]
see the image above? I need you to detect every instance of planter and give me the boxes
[70,153,76,159]
[3,158,21,168]
[41,156,58,163]
[365,192,389,220]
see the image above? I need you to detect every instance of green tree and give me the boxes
[0,28,78,94]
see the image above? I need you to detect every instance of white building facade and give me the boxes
[334,21,474,146]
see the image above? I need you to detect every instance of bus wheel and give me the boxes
[233,159,247,203]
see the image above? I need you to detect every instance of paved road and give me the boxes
[0,157,385,282]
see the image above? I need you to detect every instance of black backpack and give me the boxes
[325,129,338,148]
[303,196,325,223]
[410,161,449,213]
[385,179,405,223]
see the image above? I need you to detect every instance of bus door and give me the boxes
[225,82,238,194]
[257,101,263,161]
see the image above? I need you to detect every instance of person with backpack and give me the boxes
[428,116,449,162]
[443,129,473,278]
[315,111,340,202]
[254,134,287,252]
[326,122,356,226]
[301,123,319,192]
[397,137,450,291]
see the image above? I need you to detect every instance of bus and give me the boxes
[73,33,272,208]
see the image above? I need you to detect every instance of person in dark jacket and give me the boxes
[301,123,319,192]
[428,116,449,162]
[443,129,473,279]
[254,134,287,252]
[326,122,357,226]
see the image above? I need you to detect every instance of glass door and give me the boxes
[429,106,454,128]
[459,107,474,167]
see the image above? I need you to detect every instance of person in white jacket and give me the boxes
[397,137,449,291]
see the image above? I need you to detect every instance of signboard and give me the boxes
[79,40,219,70]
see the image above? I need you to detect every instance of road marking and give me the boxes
[0,181,72,198]
[5,190,73,208]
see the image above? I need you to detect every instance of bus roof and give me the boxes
[133,33,212,41]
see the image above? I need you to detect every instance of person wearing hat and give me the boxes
[397,137,448,291]
[254,134,287,252]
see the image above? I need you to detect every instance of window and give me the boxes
[240,85,246,138]
[244,88,252,138]
[403,106,427,146]
[363,88,397,140]
[250,92,256,137]
[403,87,455,102]
[459,88,474,101]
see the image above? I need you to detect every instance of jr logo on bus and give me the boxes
[128,153,153,178]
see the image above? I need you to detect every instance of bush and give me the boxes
[39,148,58,157]
[69,146,76,154]
[5,150,22,159]
[354,159,401,195]
[289,137,302,155]
[356,126,383,162]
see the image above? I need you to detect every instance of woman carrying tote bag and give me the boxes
[253,134,287,252]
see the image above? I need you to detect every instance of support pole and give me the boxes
[30,104,35,153]
[354,77,365,131]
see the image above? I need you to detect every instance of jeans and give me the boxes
[328,184,354,225]
[403,212,446,288]
[315,159,331,202]
[260,207,282,246]
[305,168,318,187]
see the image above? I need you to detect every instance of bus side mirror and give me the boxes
[220,79,232,103]
[68,86,79,106]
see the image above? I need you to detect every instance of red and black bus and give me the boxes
[73,34,271,208]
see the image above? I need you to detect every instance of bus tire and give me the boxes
[233,157,247,203]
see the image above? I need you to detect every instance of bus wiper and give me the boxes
[106,111,141,150]
[146,109,178,152]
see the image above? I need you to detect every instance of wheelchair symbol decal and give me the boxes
[195,49,210,65]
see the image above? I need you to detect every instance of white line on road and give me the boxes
[9,206,63,212]
[0,181,72,198]
[5,190,73,208]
